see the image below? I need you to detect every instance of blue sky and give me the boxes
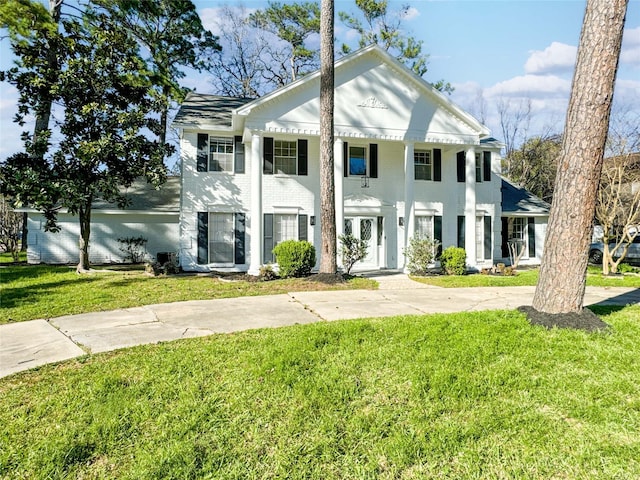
[1,0,639,160]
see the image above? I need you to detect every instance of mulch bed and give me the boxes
[517,306,610,332]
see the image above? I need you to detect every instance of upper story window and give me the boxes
[475,153,483,183]
[348,146,367,176]
[275,140,297,175]
[209,137,234,172]
[197,133,244,174]
[414,150,432,180]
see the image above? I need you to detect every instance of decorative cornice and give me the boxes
[358,96,389,109]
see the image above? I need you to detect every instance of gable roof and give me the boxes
[501,176,550,216]
[173,93,252,129]
[91,177,181,213]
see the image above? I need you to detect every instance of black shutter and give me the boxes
[369,143,378,178]
[483,151,491,181]
[234,213,245,264]
[501,217,509,257]
[197,134,208,172]
[457,215,465,249]
[528,217,536,258]
[297,139,308,176]
[234,136,245,174]
[298,214,308,241]
[433,148,442,182]
[197,212,208,264]
[484,216,492,260]
[343,141,349,177]
[263,213,274,263]
[263,137,274,174]
[456,151,465,182]
[434,215,443,258]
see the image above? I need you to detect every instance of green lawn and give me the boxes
[0,265,376,324]
[412,266,640,288]
[1,305,639,479]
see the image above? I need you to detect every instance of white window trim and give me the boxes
[274,139,297,175]
[414,149,433,181]
[208,136,234,173]
[347,145,368,177]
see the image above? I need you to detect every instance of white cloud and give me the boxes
[524,42,577,75]
[486,74,571,99]
[621,26,640,66]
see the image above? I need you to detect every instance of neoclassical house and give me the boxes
[21,45,548,269]
[173,45,548,274]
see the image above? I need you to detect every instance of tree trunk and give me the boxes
[318,0,336,274]
[532,0,628,314]
[77,202,92,273]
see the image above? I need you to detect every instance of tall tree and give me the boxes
[532,0,628,315]
[505,134,561,204]
[250,1,321,87]
[1,10,170,272]
[209,5,270,98]
[93,0,221,148]
[319,0,336,274]
[339,0,451,92]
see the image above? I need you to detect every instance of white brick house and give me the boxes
[172,45,548,274]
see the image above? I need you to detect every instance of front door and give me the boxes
[345,217,378,269]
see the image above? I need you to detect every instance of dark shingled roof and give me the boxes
[92,177,180,212]
[501,177,550,215]
[173,92,253,127]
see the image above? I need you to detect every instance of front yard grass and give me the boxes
[412,266,640,288]
[0,265,376,324]
[1,305,639,479]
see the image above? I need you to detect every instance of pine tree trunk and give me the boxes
[318,0,336,274]
[532,0,628,313]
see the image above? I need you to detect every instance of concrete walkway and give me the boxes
[2,273,638,378]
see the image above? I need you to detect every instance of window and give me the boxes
[274,214,297,245]
[508,217,528,257]
[274,140,297,175]
[349,146,367,176]
[416,216,434,238]
[475,153,482,183]
[209,213,234,263]
[476,216,484,260]
[414,150,432,180]
[197,212,245,265]
[476,216,492,261]
[208,137,234,172]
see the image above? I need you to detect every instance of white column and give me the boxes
[403,142,415,272]
[465,146,477,267]
[335,138,344,268]
[248,133,262,275]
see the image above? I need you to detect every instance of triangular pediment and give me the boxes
[236,45,489,144]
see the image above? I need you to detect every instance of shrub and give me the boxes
[339,234,368,275]
[118,236,148,263]
[258,264,278,281]
[440,246,467,275]
[403,235,439,275]
[272,240,316,278]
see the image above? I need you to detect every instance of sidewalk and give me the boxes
[2,273,639,378]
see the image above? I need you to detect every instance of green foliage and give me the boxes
[440,246,467,275]
[2,306,640,478]
[339,233,368,275]
[403,235,439,276]
[249,1,320,85]
[338,0,452,93]
[0,8,171,269]
[617,263,639,274]
[273,240,316,278]
[503,135,561,204]
[117,236,148,263]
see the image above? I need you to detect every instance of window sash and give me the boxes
[274,214,297,245]
[476,216,484,260]
[208,213,234,264]
[349,146,367,176]
[209,137,234,172]
[475,153,482,182]
[414,150,432,180]
[274,140,297,175]
[415,215,434,238]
